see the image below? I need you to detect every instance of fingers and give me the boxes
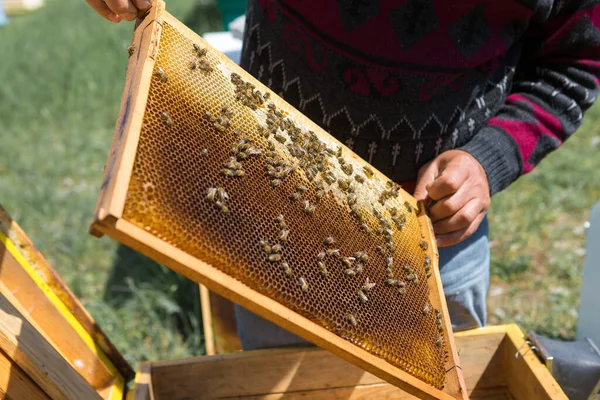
[104,0,138,21]
[426,162,469,201]
[435,211,486,247]
[413,160,438,201]
[86,0,122,22]
[132,0,152,13]
[432,198,483,235]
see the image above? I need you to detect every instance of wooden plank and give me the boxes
[102,217,454,400]
[0,292,101,400]
[503,325,567,400]
[0,347,49,400]
[0,240,116,391]
[0,205,133,382]
[91,0,165,233]
[200,285,216,356]
[208,291,243,354]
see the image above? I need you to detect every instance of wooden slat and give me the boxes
[0,291,101,400]
[0,239,116,390]
[127,363,154,400]
[91,0,165,233]
[0,348,49,400]
[209,291,243,354]
[200,285,216,356]
[0,205,133,382]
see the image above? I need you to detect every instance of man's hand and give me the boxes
[86,0,151,23]
[413,150,490,248]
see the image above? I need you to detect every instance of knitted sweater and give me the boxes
[239,0,600,195]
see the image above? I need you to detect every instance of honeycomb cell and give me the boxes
[122,22,448,388]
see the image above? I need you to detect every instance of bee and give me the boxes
[214,123,226,133]
[423,303,431,316]
[161,112,174,127]
[347,194,357,206]
[354,263,364,275]
[406,273,416,281]
[264,92,271,101]
[386,240,394,251]
[153,67,168,82]
[438,325,444,333]
[206,187,217,201]
[376,246,385,256]
[200,149,208,157]
[357,289,368,304]
[317,261,328,276]
[216,202,229,213]
[189,59,198,70]
[326,249,340,258]
[279,229,290,242]
[358,252,368,263]
[363,166,374,178]
[424,255,431,268]
[259,239,271,253]
[341,257,352,268]
[397,281,406,288]
[315,189,325,202]
[338,179,351,192]
[289,192,301,202]
[193,43,201,52]
[299,277,309,292]
[281,262,293,277]
[296,185,308,193]
[271,244,282,253]
[270,179,282,188]
[426,272,432,278]
[397,286,406,295]
[386,257,394,267]
[198,61,212,72]
[127,44,135,55]
[323,236,335,245]
[435,308,442,316]
[276,214,286,225]
[360,222,370,233]
[403,265,412,272]
[324,174,336,185]
[354,174,365,184]
[435,337,444,348]
[274,133,287,144]
[344,268,356,278]
[303,201,315,215]
[420,241,428,251]
[268,253,282,262]
[362,277,376,292]
[326,147,337,156]
[385,278,398,286]
[316,251,326,261]
[222,169,236,177]
[346,313,357,327]
[386,267,394,277]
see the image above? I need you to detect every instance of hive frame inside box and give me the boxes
[91,2,466,399]
[128,325,567,400]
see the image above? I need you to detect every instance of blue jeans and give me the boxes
[235,217,490,350]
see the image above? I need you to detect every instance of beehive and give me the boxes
[91,2,467,399]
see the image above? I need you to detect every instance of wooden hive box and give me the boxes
[129,324,568,400]
[0,204,133,399]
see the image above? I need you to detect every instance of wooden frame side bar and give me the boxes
[91,0,165,235]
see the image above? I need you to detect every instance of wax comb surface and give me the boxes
[91,3,467,399]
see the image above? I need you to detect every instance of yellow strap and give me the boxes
[0,230,125,399]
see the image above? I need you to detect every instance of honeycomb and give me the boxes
[120,20,448,388]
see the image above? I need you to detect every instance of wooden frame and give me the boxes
[0,205,132,399]
[128,324,567,400]
[90,2,465,398]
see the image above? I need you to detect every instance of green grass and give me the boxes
[0,0,598,374]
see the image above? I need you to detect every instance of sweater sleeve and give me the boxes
[459,3,600,195]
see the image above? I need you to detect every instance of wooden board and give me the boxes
[131,325,566,400]
[90,3,465,398]
[199,285,242,355]
[0,291,101,399]
[0,347,49,400]
[0,204,131,399]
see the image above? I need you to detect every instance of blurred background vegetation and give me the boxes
[0,0,598,370]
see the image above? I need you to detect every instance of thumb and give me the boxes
[413,160,439,201]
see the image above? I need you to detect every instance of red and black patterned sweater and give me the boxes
[239,0,600,194]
